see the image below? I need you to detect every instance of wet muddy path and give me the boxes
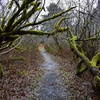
[36,47,70,100]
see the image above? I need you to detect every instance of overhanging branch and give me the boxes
[20,7,76,29]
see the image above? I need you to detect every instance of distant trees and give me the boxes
[41,3,63,32]
[40,3,68,49]
[40,3,62,47]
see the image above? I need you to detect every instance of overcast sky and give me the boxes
[1,0,98,8]
[41,0,98,15]
[1,0,98,16]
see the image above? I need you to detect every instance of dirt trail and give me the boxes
[36,46,70,100]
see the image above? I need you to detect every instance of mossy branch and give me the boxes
[20,7,76,29]
[11,1,41,30]
[67,28,100,88]
[5,0,35,31]
[91,52,100,67]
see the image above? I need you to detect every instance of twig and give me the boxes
[0,36,23,55]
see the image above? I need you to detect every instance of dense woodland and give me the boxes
[0,0,100,100]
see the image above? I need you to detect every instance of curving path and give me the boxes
[36,46,70,100]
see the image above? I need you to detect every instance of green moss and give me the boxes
[18,70,29,76]
[76,65,87,75]
[93,75,100,88]
[96,75,100,81]
[91,52,100,66]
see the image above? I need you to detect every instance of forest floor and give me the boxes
[0,45,99,100]
[0,47,43,100]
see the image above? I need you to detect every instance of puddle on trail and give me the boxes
[36,46,70,100]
